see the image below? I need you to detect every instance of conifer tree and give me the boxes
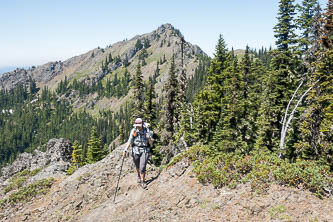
[135,39,143,51]
[119,122,125,143]
[294,49,333,164]
[303,3,323,67]
[237,46,263,152]
[321,0,333,48]
[108,53,113,63]
[143,81,157,128]
[153,63,160,84]
[123,54,129,67]
[174,68,189,141]
[295,2,333,166]
[254,50,298,152]
[144,38,150,48]
[193,35,229,143]
[103,143,109,157]
[246,58,267,142]
[297,0,320,52]
[132,63,144,119]
[72,140,83,168]
[175,43,188,130]
[87,126,103,163]
[162,54,178,144]
[255,0,301,154]
[185,56,209,103]
[178,70,187,104]
[274,0,297,51]
[212,56,243,152]
[28,76,37,95]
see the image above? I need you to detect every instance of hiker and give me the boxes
[123,118,153,189]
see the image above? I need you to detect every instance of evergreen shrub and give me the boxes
[169,145,333,197]
[1,178,54,207]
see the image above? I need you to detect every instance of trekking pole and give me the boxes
[113,153,126,203]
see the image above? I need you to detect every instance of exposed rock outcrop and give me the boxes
[0,61,64,91]
[0,138,72,183]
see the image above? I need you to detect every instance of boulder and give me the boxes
[46,138,72,163]
[0,138,72,182]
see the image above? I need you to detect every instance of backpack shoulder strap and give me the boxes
[132,128,137,137]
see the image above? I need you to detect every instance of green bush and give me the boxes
[3,168,41,194]
[272,159,333,196]
[8,178,55,204]
[66,165,77,175]
[169,144,333,196]
[1,178,54,208]
[0,198,7,207]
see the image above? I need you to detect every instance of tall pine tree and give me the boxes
[212,56,243,153]
[193,35,229,144]
[274,0,297,51]
[255,0,300,154]
[143,80,157,128]
[297,0,320,52]
[295,1,333,167]
[87,126,103,163]
[162,54,178,144]
[132,63,144,119]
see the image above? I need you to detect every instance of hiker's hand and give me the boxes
[146,132,151,139]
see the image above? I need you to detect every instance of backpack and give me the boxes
[132,122,153,149]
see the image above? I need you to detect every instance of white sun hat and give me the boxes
[133,118,143,127]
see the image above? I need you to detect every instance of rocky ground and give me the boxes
[1,140,333,222]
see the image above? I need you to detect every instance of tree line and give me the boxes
[157,0,332,194]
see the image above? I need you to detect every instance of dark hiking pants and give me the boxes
[132,150,149,174]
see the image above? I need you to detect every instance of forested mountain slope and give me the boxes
[0,24,210,168]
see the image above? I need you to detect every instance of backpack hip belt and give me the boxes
[132,146,150,154]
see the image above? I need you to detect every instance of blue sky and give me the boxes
[0,0,328,68]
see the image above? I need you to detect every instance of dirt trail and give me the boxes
[3,145,333,222]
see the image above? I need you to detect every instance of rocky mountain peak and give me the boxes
[0,23,206,96]
[156,23,176,33]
